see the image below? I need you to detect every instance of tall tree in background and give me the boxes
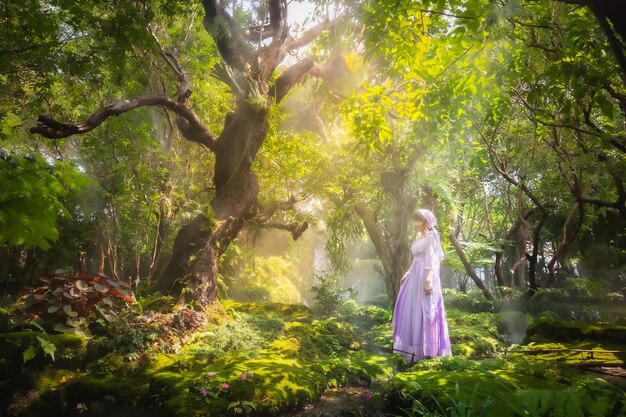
[29,0,332,307]
[329,0,626,301]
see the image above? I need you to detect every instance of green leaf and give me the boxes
[47,305,61,313]
[22,345,38,364]
[596,94,615,119]
[36,336,56,362]
[62,304,78,317]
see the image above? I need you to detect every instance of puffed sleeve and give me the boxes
[424,233,441,271]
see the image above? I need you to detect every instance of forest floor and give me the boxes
[1,292,625,416]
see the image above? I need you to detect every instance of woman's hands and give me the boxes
[424,270,433,295]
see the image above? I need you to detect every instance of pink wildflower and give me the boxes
[207,372,215,377]
[241,373,247,381]
[365,391,372,401]
[76,403,84,410]
[221,383,230,389]
[201,388,208,397]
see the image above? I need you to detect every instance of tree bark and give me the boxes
[526,211,548,295]
[154,102,265,301]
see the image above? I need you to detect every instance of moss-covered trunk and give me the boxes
[154,103,267,305]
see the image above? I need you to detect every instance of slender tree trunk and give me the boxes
[448,221,496,301]
[546,202,584,287]
[355,201,411,301]
[526,211,548,295]
[494,251,505,288]
[514,226,527,288]
[494,214,530,288]
[147,207,166,284]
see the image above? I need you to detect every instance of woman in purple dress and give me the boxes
[392,209,451,363]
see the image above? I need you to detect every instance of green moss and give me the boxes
[322,352,394,388]
[384,369,518,416]
[62,372,150,407]
[526,317,626,345]
[139,293,176,313]
[0,331,87,369]
[86,352,128,378]
[383,367,623,417]
[445,309,505,357]
[509,341,624,366]
[5,302,387,417]
[24,300,617,417]
[148,371,190,406]
[37,368,81,391]
[222,301,312,322]
[146,308,392,416]
[361,322,392,346]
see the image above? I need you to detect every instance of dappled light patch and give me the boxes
[445,308,506,357]
[361,322,394,348]
[507,342,624,367]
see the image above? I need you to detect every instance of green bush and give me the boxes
[310,273,355,314]
[190,311,285,355]
[443,289,496,313]
[9,271,136,338]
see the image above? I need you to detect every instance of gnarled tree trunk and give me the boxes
[30,0,329,308]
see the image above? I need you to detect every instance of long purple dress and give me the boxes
[392,231,451,363]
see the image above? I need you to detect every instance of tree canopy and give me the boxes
[1,0,625,304]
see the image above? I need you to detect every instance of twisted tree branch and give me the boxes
[29,95,218,150]
[271,58,315,103]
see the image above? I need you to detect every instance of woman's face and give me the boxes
[414,218,426,232]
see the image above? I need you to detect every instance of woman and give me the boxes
[392,208,451,363]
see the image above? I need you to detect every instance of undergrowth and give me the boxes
[2,286,625,417]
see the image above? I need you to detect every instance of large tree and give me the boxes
[29,0,333,307]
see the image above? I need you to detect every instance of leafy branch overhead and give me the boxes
[30,0,331,145]
[0,152,88,250]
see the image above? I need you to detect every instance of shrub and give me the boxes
[191,311,284,355]
[310,273,355,314]
[443,289,496,313]
[410,356,478,372]
[10,271,135,337]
